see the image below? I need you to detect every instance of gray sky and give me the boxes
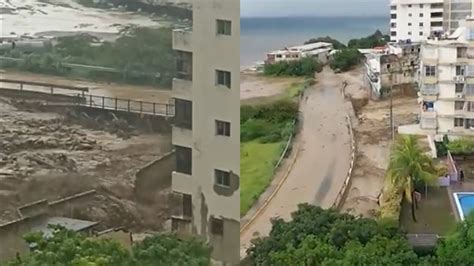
[241,0,389,17]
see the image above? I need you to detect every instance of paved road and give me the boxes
[240,68,352,257]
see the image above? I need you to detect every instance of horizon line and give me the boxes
[241,14,388,19]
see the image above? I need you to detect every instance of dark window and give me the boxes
[391,31,397,36]
[425,65,436,76]
[420,32,424,36]
[431,12,443,18]
[211,217,224,235]
[456,83,464,93]
[183,194,192,217]
[419,22,424,26]
[391,14,397,19]
[408,22,412,26]
[391,22,396,28]
[457,47,467,58]
[215,169,231,187]
[176,51,193,80]
[455,101,465,110]
[216,70,231,88]
[408,31,412,35]
[408,4,412,7]
[456,65,465,76]
[390,5,396,10]
[174,99,192,129]
[420,4,423,8]
[431,21,443,27]
[216,120,231,136]
[216,19,232,35]
[420,13,424,17]
[454,118,464,127]
[409,13,412,17]
[176,145,192,175]
[431,3,443,9]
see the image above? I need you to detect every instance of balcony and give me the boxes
[420,111,437,129]
[172,125,192,147]
[172,78,192,100]
[173,29,193,52]
[420,84,439,96]
[172,171,193,195]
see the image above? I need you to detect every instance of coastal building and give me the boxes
[265,42,333,65]
[417,18,474,135]
[170,0,240,265]
[361,42,420,99]
[444,0,474,33]
[390,0,445,42]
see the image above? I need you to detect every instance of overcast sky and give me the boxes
[241,0,389,17]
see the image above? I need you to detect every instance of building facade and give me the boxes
[418,18,474,135]
[265,42,333,65]
[170,0,240,265]
[390,0,445,42]
[444,0,474,33]
[362,42,420,99]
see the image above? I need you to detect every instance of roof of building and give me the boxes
[30,217,98,237]
[268,42,333,55]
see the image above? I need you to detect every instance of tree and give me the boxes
[304,36,346,50]
[7,225,211,266]
[347,30,389,49]
[388,135,438,222]
[435,212,474,265]
[329,49,361,72]
[264,57,322,77]
[246,204,421,265]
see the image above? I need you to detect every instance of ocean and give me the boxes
[240,16,388,68]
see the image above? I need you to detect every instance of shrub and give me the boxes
[264,57,322,77]
[330,49,362,72]
[348,30,389,49]
[446,137,474,155]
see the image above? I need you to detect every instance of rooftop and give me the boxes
[30,216,98,237]
[268,42,333,55]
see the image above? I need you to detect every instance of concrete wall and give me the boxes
[134,151,175,203]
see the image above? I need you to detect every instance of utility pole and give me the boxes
[390,69,394,141]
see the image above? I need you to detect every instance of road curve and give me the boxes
[240,68,352,257]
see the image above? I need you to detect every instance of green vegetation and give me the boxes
[246,204,474,265]
[304,36,346,50]
[2,27,176,87]
[247,204,422,265]
[6,225,211,265]
[347,30,390,49]
[240,141,284,216]
[329,48,362,72]
[446,137,474,155]
[263,57,322,77]
[388,135,438,222]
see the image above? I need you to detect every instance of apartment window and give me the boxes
[408,31,412,36]
[431,21,443,27]
[216,120,231,136]
[419,13,424,17]
[456,83,465,93]
[455,101,465,110]
[457,47,467,58]
[419,22,424,27]
[391,31,397,36]
[454,118,464,127]
[211,217,224,235]
[174,99,192,129]
[431,3,443,9]
[420,32,424,36]
[456,65,465,76]
[276,54,282,58]
[176,145,192,175]
[408,4,412,8]
[425,65,436,76]
[390,5,396,10]
[391,23,396,28]
[468,29,474,41]
[391,14,397,19]
[216,70,231,88]
[176,51,193,80]
[420,4,423,8]
[183,194,192,218]
[431,12,443,18]
[215,169,230,187]
[216,19,232,35]
[408,22,412,26]
[409,13,412,17]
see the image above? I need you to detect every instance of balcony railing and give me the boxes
[420,84,439,95]
[420,111,437,129]
[173,29,193,52]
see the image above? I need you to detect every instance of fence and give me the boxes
[0,78,174,117]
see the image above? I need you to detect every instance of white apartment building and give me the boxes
[444,0,474,33]
[170,0,240,264]
[418,18,474,135]
[390,0,445,42]
[265,42,333,65]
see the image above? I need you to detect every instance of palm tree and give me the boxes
[388,135,438,222]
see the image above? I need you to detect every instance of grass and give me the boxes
[240,141,284,216]
[399,186,456,235]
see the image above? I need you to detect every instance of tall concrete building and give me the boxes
[390,0,445,42]
[170,0,240,264]
[418,18,474,135]
[444,0,474,33]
